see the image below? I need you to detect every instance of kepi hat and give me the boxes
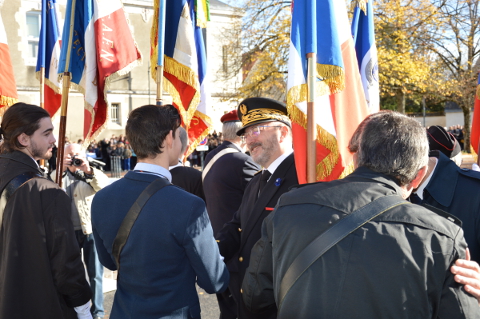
[427,125,461,158]
[220,110,240,123]
[236,97,290,136]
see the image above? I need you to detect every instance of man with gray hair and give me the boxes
[243,111,479,318]
[203,109,260,319]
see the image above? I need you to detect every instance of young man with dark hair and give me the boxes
[0,102,92,319]
[92,104,228,319]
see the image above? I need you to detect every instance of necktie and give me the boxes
[258,170,272,198]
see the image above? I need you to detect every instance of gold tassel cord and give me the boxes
[0,96,18,111]
[316,64,345,95]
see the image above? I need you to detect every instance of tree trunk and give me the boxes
[396,89,406,114]
[462,104,472,153]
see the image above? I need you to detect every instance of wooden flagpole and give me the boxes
[39,67,46,168]
[156,0,166,106]
[55,0,76,187]
[306,52,317,183]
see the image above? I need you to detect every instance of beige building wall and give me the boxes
[1,0,242,143]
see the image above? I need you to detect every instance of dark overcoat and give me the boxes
[216,153,298,319]
[243,167,479,318]
[0,151,91,319]
[203,141,260,235]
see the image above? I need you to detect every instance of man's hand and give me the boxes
[451,248,480,304]
[64,152,92,175]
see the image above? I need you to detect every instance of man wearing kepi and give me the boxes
[203,109,260,319]
[243,111,479,318]
[0,103,92,319]
[92,104,228,319]
[216,97,298,319]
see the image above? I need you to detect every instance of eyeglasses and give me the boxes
[241,125,283,141]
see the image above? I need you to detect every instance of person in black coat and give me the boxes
[216,98,298,319]
[170,127,205,201]
[202,110,260,319]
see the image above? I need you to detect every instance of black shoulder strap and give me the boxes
[278,195,407,311]
[112,178,171,270]
[3,172,43,201]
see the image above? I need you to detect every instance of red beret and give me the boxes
[221,110,239,123]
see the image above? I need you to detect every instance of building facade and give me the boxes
[1,0,242,142]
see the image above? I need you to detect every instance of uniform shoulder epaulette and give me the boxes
[421,203,463,227]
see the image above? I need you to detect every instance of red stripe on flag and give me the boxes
[472,91,480,154]
[85,7,141,141]
[44,84,62,117]
[0,43,18,104]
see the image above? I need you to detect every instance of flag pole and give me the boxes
[306,52,317,183]
[55,0,76,187]
[156,0,166,106]
[38,0,47,167]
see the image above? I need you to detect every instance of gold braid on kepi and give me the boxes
[241,108,290,128]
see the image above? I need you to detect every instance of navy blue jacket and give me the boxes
[421,151,480,263]
[92,171,229,319]
[203,141,260,235]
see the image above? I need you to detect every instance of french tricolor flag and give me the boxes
[286,0,369,183]
[0,9,18,111]
[352,0,379,113]
[36,0,62,118]
[151,0,212,156]
[58,0,141,143]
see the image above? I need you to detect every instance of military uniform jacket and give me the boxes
[203,141,260,235]
[216,153,298,319]
[421,151,480,263]
[242,167,479,319]
[0,151,92,319]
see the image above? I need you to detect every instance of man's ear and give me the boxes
[410,165,428,189]
[165,130,174,149]
[17,133,30,148]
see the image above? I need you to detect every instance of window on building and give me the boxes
[26,11,41,63]
[111,103,121,124]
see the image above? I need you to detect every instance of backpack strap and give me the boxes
[278,195,408,311]
[0,172,44,226]
[112,177,171,270]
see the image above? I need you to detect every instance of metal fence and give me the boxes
[110,156,122,178]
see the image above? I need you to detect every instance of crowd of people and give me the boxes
[1,100,480,319]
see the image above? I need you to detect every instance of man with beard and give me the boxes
[202,109,260,319]
[216,97,298,319]
[0,103,92,318]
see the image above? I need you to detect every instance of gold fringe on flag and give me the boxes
[36,71,62,94]
[316,63,345,95]
[185,110,213,157]
[0,96,18,112]
[476,84,480,99]
[315,122,339,181]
